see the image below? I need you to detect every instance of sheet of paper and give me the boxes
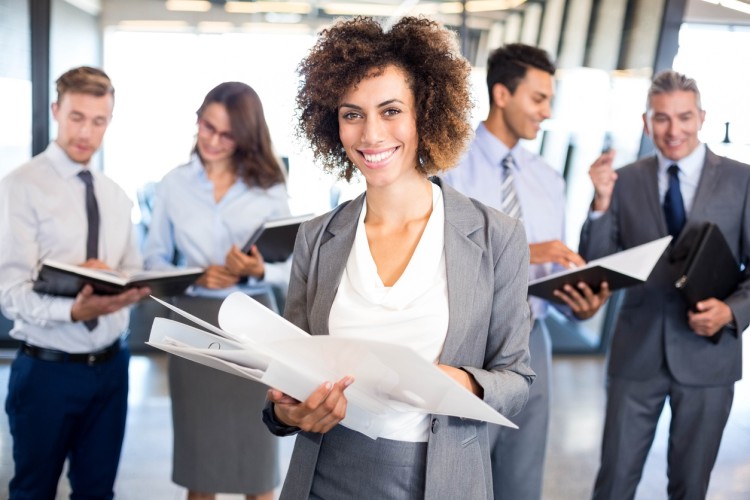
[218,291,309,343]
[147,292,519,439]
[150,295,249,344]
[148,341,266,382]
[590,235,672,279]
[149,317,270,371]
[259,336,517,429]
[528,235,672,286]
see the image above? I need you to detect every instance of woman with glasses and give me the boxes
[144,81,288,500]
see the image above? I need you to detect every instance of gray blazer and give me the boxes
[580,148,750,385]
[273,178,534,499]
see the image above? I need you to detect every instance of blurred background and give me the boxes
[1,1,749,498]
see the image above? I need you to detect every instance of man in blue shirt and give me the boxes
[443,44,611,500]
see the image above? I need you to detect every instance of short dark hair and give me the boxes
[295,16,473,180]
[55,66,114,103]
[486,43,555,105]
[196,81,285,189]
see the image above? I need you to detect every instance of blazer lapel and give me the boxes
[309,194,364,337]
[434,180,485,364]
[643,158,668,235]
[688,148,721,220]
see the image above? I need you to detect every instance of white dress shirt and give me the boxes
[329,182,449,442]
[0,142,142,352]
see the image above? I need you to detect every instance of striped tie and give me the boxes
[501,154,522,220]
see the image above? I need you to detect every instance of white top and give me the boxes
[0,142,142,352]
[329,182,449,442]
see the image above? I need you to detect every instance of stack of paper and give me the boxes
[147,292,517,439]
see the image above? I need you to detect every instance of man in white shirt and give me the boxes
[0,66,149,498]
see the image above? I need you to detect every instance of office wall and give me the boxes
[48,0,102,165]
[0,0,31,179]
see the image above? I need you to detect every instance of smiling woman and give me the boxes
[261,16,535,500]
[295,16,474,181]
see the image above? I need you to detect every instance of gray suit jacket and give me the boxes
[274,178,534,499]
[580,148,750,385]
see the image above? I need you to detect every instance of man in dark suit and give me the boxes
[581,70,750,499]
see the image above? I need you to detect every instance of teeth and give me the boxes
[363,149,395,163]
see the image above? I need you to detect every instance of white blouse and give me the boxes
[329,182,449,442]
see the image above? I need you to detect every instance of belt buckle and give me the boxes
[87,354,97,366]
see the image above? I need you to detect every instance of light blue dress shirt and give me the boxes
[442,123,567,319]
[143,154,292,298]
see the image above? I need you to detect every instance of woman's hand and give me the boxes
[225,244,265,280]
[268,376,354,434]
[438,364,483,397]
[195,265,240,289]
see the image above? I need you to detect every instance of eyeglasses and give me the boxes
[197,118,235,146]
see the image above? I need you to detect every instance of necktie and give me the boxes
[78,170,100,331]
[501,154,523,220]
[663,164,686,238]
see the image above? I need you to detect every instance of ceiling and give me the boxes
[89,0,750,33]
[98,0,539,32]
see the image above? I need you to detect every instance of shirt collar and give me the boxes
[46,141,94,180]
[189,153,209,180]
[476,122,523,171]
[656,142,706,178]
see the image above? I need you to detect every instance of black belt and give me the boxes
[21,339,122,366]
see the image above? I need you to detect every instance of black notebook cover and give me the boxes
[241,214,312,263]
[670,222,741,343]
[33,261,203,298]
[528,265,642,304]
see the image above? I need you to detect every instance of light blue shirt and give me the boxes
[442,123,567,319]
[656,143,706,214]
[143,154,292,298]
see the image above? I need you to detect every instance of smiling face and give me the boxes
[491,66,553,148]
[196,102,237,165]
[337,65,421,189]
[52,92,113,165]
[643,90,705,162]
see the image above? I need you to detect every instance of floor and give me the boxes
[0,344,748,500]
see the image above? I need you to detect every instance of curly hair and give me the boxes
[295,16,473,181]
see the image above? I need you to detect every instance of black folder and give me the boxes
[670,222,741,343]
[33,260,203,298]
[528,266,643,304]
[528,236,672,304]
[241,214,312,263]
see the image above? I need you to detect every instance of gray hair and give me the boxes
[646,70,702,111]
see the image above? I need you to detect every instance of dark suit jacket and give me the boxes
[580,148,750,386]
[273,178,534,500]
